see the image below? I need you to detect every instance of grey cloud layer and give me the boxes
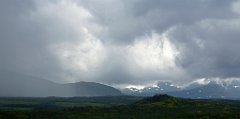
[0,0,240,86]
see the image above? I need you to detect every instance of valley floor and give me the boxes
[0,95,240,119]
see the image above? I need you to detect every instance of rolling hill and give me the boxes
[0,70,122,97]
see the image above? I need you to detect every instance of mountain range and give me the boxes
[0,70,122,97]
[122,79,240,99]
[1,70,240,99]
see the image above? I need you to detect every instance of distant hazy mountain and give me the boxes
[169,81,240,99]
[64,82,122,96]
[123,79,240,99]
[0,70,122,97]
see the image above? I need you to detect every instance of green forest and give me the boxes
[0,95,240,119]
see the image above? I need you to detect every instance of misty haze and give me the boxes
[1,0,240,119]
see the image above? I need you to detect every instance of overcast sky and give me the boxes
[1,0,240,87]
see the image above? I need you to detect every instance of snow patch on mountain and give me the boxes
[122,78,240,98]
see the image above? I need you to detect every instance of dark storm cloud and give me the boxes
[81,0,236,44]
[0,0,240,86]
[168,19,240,80]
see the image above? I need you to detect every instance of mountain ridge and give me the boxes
[0,70,122,97]
[122,79,240,99]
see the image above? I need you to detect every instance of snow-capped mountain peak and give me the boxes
[122,78,240,99]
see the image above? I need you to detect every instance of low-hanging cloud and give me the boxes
[1,0,240,87]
